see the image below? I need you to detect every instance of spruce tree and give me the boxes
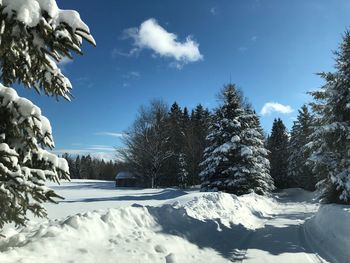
[184,104,210,186]
[164,102,185,186]
[267,118,289,189]
[308,30,350,204]
[200,84,274,195]
[287,105,316,190]
[0,1,94,229]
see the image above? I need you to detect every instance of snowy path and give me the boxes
[0,181,333,263]
[234,190,325,262]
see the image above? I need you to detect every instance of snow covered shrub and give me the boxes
[200,84,274,195]
[308,31,350,204]
[0,0,94,228]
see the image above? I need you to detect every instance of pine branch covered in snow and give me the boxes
[0,85,69,228]
[0,0,95,100]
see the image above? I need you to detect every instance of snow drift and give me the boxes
[305,204,350,263]
[0,192,275,263]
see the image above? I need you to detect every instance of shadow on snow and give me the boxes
[60,189,187,203]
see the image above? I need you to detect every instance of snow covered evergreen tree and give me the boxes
[200,84,274,195]
[267,118,289,189]
[0,0,94,229]
[287,105,316,190]
[308,31,350,204]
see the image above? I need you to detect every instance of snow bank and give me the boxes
[0,192,275,263]
[182,192,275,229]
[305,204,350,263]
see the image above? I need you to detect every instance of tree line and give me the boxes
[119,101,211,188]
[121,30,350,205]
[61,154,126,181]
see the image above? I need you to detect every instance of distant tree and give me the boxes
[287,105,316,190]
[267,118,289,189]
[120,100,173,188]
[184,104,211,186]
[163,102,185,186]
[200,84,274,195]
[75,156,81,179]
[0,1,94,229]
[308,31,350,204]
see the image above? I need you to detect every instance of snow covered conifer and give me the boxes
[0,0,94,229]
[200,84,274,195]
[267,118,289,189]
[0,86,69,228]
[308,31,350,204]
[287,105,316,190]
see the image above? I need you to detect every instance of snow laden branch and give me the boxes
[0,85,69,228]
[0,0,96,100]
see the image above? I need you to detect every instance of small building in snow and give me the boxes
[115,171,138,187]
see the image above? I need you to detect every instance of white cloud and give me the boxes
[251,36,258,42]
[88,145,115,152]
[123,71,140,79]
[238,46,248,52]
[260,102,294,116]
[125,18,203,67]
[52,146,117,162]
[210,7,217,15]
[95,132,126,138]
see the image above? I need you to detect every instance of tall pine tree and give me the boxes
[267,118,289,189]
[287,105,316,190]
[308,30,350,204]
[164,102,185,186]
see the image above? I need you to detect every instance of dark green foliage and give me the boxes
[287,105,316,190]
[120,99,211,188]
[62,154,123,181]
[267,118,289,189]
[163,102,186,186]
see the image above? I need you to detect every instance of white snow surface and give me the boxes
[305,203,350,263]
[0,181,347,263]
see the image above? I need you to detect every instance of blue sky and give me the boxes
[17,0,350,160]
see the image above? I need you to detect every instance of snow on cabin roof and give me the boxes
[115,172,136,180]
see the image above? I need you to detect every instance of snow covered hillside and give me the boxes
[0,180,348,262]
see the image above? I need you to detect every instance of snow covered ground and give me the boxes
[0,180,348,262]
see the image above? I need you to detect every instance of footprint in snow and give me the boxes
[154,244,167,253]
